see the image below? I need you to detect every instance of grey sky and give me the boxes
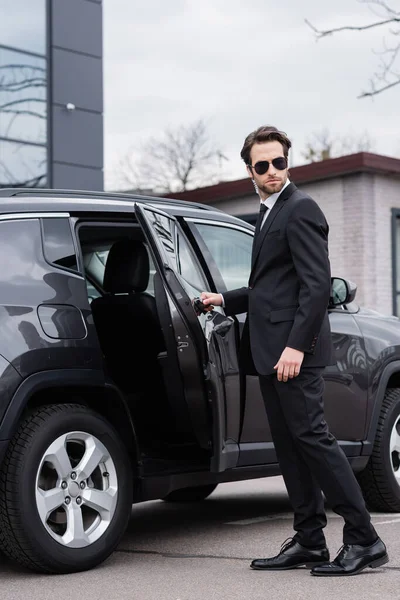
[103,0,399,190]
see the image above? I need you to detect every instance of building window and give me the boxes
[0,47,46,144]
[0,0,47,188]
[0,0,46,55]
[0,139,46,188]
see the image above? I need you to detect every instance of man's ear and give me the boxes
[246,165,253,178]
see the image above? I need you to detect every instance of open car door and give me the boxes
[135,202,242,472]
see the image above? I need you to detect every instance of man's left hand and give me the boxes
[274,347,304,382]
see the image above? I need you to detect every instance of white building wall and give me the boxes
[299,177,346,284]
[210,173,400,316]
[215,194,258,217]
[304,173,400,315]
[303,174,376,311]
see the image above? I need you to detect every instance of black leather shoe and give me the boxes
[250,538,329,571]
[310,538,388,576]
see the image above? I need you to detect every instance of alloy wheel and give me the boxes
[390,415,400,487]
[35,431,118,548]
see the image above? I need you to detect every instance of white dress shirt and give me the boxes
[260,178,291,228]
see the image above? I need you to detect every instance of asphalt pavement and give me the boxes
[1,476,399,600]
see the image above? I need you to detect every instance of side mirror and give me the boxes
[329,277,357,307]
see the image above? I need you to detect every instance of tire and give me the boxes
[0,404,133,573]
[163,484,218,503]
[357,388,400,512]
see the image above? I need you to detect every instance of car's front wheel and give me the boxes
[357,388,400,512]
[0,404,133,573]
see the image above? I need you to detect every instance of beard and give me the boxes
[259,178,286,196]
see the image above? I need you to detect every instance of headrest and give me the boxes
[103,239,150,294]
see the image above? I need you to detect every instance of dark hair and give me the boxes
[240,125,292,165]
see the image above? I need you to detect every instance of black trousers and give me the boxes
[259,367,377,547]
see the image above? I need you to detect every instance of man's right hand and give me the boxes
[200,292,223,307]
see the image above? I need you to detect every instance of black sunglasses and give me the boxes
[248,157,287,175]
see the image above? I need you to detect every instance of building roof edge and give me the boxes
[165,152,400,204]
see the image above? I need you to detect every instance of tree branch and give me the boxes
[306,1,400,98]
[358,77,400,96]
[361,0,400,18]
[0,64,46,72]
[0,98,46,110]
[1,109,46,119]
[305,16,399,38]
[0,173,46,188]
[0,81,46,93]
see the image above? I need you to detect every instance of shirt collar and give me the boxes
[261,178,291,211]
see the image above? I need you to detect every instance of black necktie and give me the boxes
[254,203,268,238]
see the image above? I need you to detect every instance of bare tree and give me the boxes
[306,0,400,98]
[115,119,227,194]
[302,129,374,163]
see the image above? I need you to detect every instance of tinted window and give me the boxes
[143,210,176,267]
[0,3,47,189]
[42,218,78,272]
[194,223,253,291]
[142,209,207,296]
[0,0,46,55]
[0,46,47,144]
[0,139,47,188]
[176,230,206,293]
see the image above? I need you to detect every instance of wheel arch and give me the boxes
[364,360,400,453]
[0,369,140,471]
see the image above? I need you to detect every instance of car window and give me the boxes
[176,229,207,295]
[138,208,213,331]
[41,218,79,273]
[194,223,253,291]
[139,209,208,298]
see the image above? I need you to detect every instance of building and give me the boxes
[0,0,103,190]
[168,152,400,317]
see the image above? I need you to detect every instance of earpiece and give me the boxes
[252,179,260,197]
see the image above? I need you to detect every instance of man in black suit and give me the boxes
[200,126,388,576]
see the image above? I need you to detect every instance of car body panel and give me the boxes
[323,311,369,440]
[0,218,103,379]
[0,354,22,429]
[352,309,400,438]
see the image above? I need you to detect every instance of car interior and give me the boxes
[76,223,206,463]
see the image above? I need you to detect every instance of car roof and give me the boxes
[0,188,253,230]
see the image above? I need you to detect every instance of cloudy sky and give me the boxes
[103,0,399,190]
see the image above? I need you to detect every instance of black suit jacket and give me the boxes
[223,182,333,376]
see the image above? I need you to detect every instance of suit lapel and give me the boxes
[251,182,297,270]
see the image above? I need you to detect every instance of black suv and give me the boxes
[0,188,399,574]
